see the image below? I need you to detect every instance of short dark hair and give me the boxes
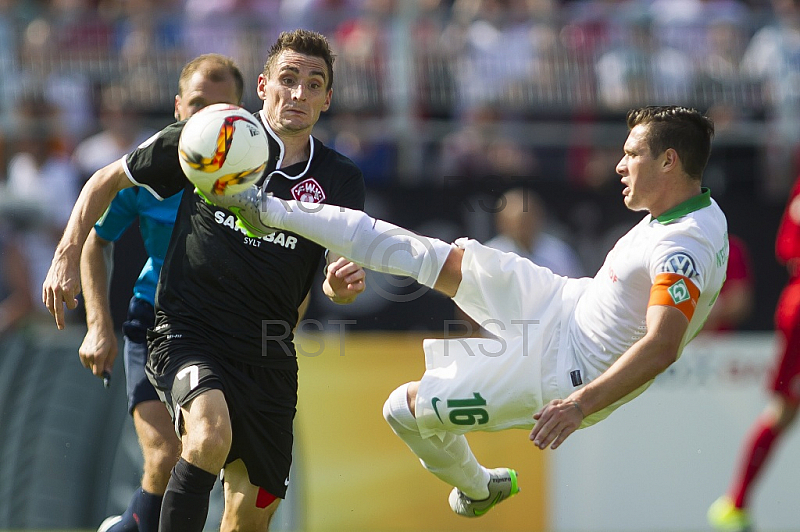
[263,29,336,91]
[178,54,244,103]
[626,106,715,180]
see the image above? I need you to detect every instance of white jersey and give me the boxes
[415,190,728,439]
[567,191,728,425]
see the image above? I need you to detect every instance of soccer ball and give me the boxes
[178,103,269,196]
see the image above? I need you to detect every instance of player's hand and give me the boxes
[529,398,585,450]
[79,325,118,380]
[324,257,366,304]
[42,254,81,330]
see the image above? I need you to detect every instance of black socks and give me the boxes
[159,458,217,532]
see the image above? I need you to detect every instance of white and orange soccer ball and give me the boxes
[178,103,268,196]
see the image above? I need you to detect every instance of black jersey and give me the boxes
[125,110,365,367]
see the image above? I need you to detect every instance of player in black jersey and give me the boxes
[43,30,366,531]
[85,54,245,532]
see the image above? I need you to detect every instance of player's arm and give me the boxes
[42,158,133,329]
[323,252,366,304]
[78,230,119,379]
[530,304,688,450]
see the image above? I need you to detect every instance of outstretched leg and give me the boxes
[383,382,518,517]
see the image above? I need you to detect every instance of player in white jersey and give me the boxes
[206,105,727,519]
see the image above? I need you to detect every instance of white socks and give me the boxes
[262,197,454,289]
[383,383,490,500]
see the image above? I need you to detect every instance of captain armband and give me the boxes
[648,272,701,321]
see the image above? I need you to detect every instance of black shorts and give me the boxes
[146,331,298,498]
[122,297,159,414]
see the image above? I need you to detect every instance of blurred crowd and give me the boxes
[0,0,791,331]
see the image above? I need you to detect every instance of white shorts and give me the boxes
[415,238,578,439]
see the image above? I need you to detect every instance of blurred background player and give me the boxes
[486,187,585,278]
[459,186,585,335]
[80,54,245,532]
[708,174,800,532]
[702,233,754,332]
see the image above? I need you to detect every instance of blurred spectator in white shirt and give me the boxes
[485,187,585,278]
[594,6,695,110]
[740,0,800,197]
[4,113,79,308]
[72,83,155,184]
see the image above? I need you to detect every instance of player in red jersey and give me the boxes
[702,234,754,332]
[708,177,800,532]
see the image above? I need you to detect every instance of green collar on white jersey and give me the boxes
[654,187,711,224]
